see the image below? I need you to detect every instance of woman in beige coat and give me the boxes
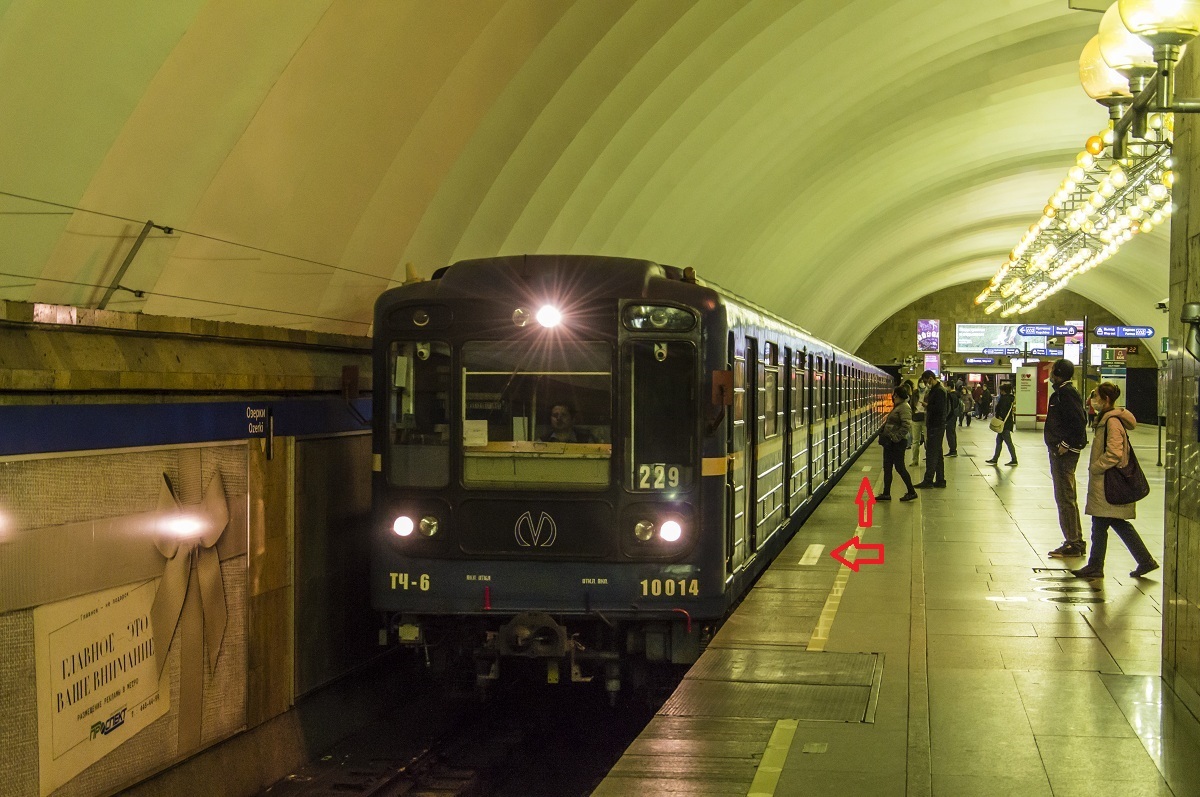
[1070,382,1159,579]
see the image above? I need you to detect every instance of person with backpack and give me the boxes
[1070,382,1158,579]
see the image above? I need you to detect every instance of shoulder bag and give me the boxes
[1103,420,1150,505]
[989,402,1011,434]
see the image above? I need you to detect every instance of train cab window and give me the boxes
[627,340,697,491]
[388,340,451,488]
[461,341,611,489]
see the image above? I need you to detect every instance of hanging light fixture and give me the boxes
[975,1,1192,316]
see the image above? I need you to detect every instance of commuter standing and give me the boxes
[978,385,993,419]
[909,378,926,468]
[1045,359,1089,558]
[945,379,961,457]
[915,371,948,488]
[1070,382,1159,579]
[878,385,918,502]
[972,382,984,415]
[984,382,1017,465]
[960,388,973,427]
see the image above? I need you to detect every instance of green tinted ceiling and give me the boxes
[0,0,1168,346]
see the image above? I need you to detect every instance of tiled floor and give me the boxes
[596,421,1200,796]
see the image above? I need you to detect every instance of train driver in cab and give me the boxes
[542,402,595,443]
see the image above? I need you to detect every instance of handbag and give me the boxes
[1103,421,1150,504]
[989,402,1011,434]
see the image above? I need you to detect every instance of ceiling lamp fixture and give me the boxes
[976,1,1190,316]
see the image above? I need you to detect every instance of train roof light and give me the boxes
[536,305,562,328]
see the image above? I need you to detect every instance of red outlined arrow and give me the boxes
[830,536,885,572]
[854,477,876,528]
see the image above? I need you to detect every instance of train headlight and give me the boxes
[659,520,683,542]
[622,304,696,331]
[393,516,414,537]
[634,520,655,542]
[536,305,562,328]
[419,516,439,537]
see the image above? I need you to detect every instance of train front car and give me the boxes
[371,255,724,698]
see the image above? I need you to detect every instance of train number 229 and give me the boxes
[640,578,699,597]
[638,463,680,489]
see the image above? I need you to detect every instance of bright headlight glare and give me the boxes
[659,520,682,542]
[393,516,414,537]
[536,305,562,328]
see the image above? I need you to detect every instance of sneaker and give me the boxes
[947,452,958,457]
[1130,561,1160,578]
[914,482,933,489]
[877,493,892,501]
[1048,542,1086,558]
[1005,461,1018,466]
[899,492,918,502]
[933,481,948,488]
[1071,564,1104,578]
[984,458,998,464]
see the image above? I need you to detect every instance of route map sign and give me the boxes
[1093,325,1154,338]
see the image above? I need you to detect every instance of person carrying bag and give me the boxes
[985,383,1017,466]
[1070,382,1158,579]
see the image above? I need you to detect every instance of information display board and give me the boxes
[956,324,1047,353]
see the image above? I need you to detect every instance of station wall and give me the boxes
[0,306,378,796]
[1165,46,1200,725]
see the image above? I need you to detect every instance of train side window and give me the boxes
[388,340,451,488]
[627,340,697,491]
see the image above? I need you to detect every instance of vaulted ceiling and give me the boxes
[0,0,1169,349]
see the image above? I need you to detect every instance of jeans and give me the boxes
[1086,516,1154,570]
[923,425,945,484]
[992,430,1016,462]
[1048,449,1083,544]
[909,419,925,465]
[882,439,914,495]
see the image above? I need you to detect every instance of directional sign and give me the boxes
[1093,325,1155,338]
[855,477,875,528]
[1029,348,1065,356]
[982,347,1020,356]
[1018,324,1077,337]
[831,536,885,572]
[964,357,995,365]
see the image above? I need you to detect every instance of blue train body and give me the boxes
[371,255,888,693]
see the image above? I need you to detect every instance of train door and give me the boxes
[757,342,783,545]
[726,334,748,574]
[790,349,809,507]
[811,354,825,488]
[829,359,839,471]
[745,337,760,553]
[783,346,793,517]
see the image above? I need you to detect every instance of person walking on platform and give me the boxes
[1045,359,1089,559]
[878,385,918,502]
[960,388,973,427]
[1070,382,1159,579]
[978,385,993,419]
[984,382,1017,465]
[945,379,961,456]
[914,371,948,489]
[909,378,926,467]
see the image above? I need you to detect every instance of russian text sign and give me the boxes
[1093,325,1155,338]
[34,580,170,796]
[964,357,995,365]
[1017,324,1077,336]
[982,347,1020,356]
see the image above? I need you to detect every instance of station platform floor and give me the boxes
[595,420,1200,796]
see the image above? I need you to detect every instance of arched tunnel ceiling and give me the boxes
[0,0,1170,349]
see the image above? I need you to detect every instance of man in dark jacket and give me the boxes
[915,371,949,488]
[1045,359,1089,558]
[945,380,962,456]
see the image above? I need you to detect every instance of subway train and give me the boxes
[371,254,890,696]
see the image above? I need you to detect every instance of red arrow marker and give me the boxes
[830,536,885,572]
[854,477,876,528]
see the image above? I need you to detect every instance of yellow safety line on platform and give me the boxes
[747,718,799,797]
[807,534,858,652]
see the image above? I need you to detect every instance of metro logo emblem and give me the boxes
[514,511,557,548]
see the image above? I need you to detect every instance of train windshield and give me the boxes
[461,341,612,489]
[388,341,452,487]
[627,340,697,491]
